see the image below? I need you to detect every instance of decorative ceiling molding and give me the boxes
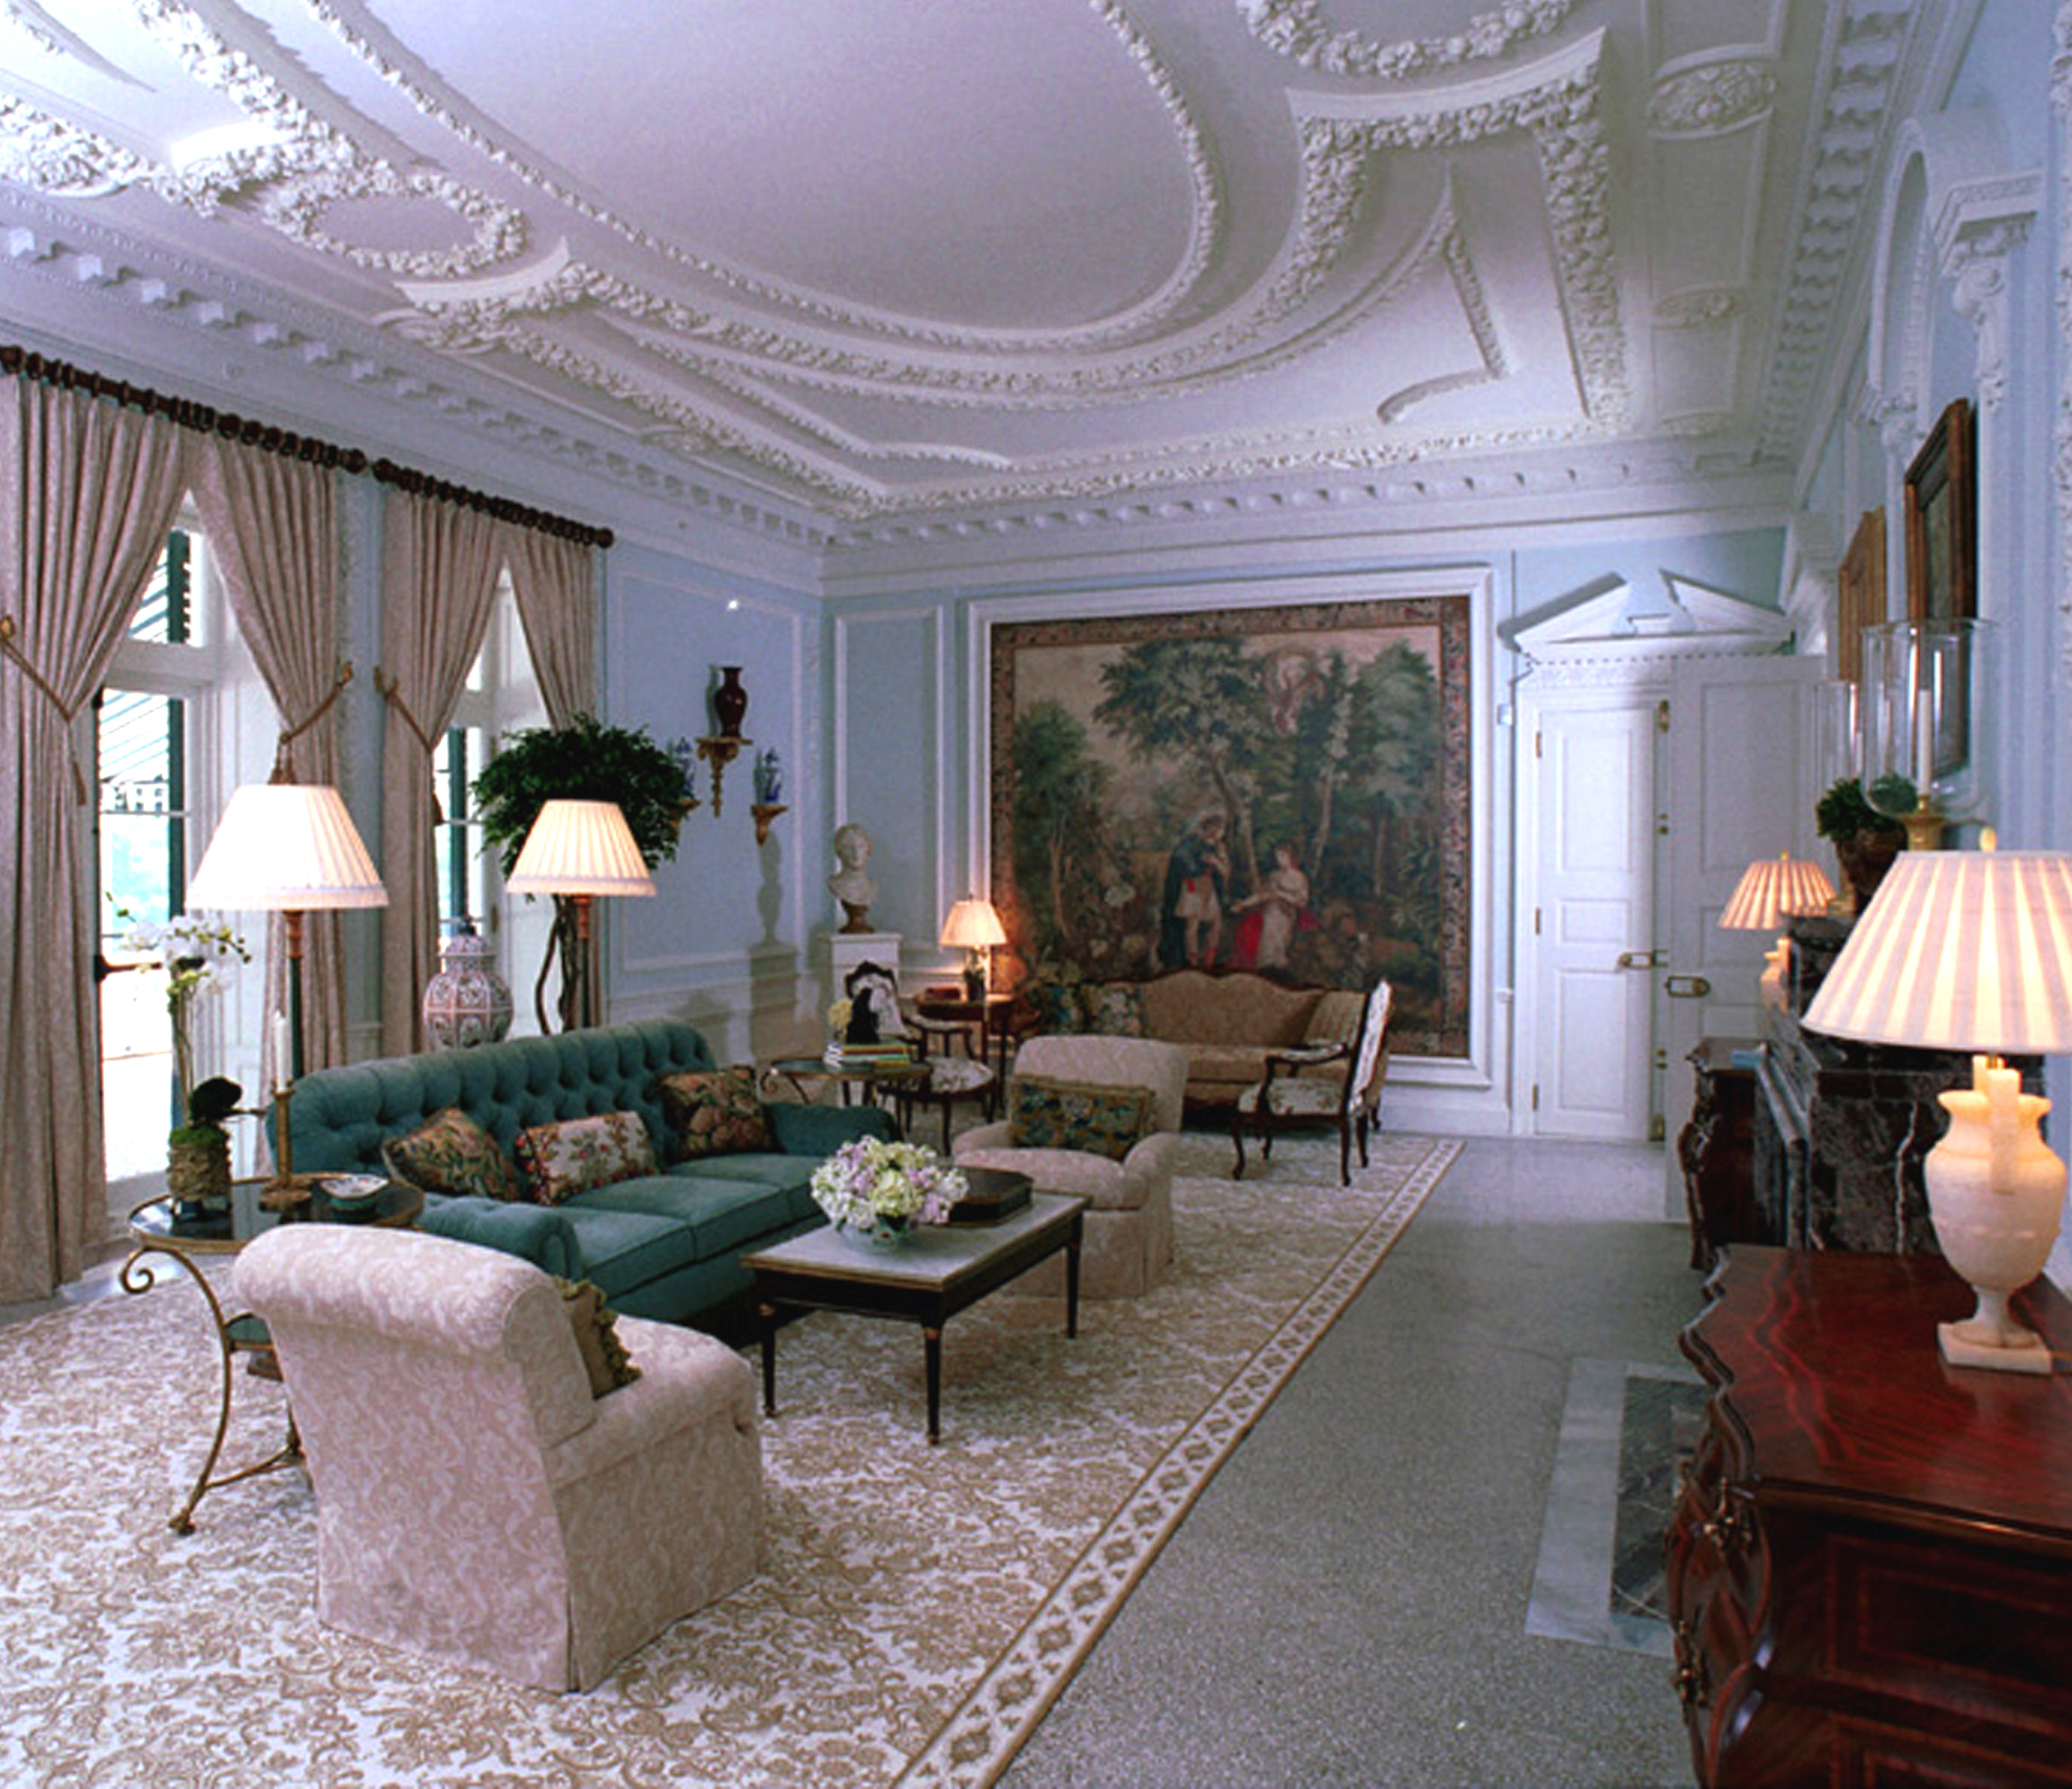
[1645,56,1779,139]
[308,0,1227,358]
[1752,2,1916,462]
[1234,0,1583,82]
[0,188,840,552]
[1654,287,1746,327]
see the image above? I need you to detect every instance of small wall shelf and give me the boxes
[695,735,746,815]
[751,802,787,845]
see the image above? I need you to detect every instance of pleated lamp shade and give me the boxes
[1801,847,2072,1054]
[939,896,1007,950]
[505,800,656,899]
[184,783,388,910]
[1719,852,1835,931]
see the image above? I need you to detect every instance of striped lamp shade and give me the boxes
[505,800,656,899]
[1718,852,1835,931]
[1801,848,2072,1054]
[184,783,388,910]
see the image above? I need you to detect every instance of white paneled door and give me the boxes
[1526,699,1658,1140]
[1661,655,1826,1148]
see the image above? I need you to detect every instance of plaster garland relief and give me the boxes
[1234,0,1582,82]
[1645,58,1780,139]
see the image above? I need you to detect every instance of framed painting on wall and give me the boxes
[1903,398,1974,622]
[1835,506,1885,682]
[987,591,1473,1060]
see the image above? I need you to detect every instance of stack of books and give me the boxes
[822,1038,917,1070]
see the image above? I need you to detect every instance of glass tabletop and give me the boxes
[128,1175,424,1255]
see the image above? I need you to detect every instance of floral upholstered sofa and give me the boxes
[284,1018,890,1328]
[1039,969,1367,1109]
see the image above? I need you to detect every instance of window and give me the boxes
[440,574,548,1030]
[95,520,272,1202]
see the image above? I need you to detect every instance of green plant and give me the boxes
[469,713,692,1030]
[168,1075,244,1149]
[470,712,692,875]
[1815,777,1907,843]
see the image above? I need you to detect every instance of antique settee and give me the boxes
[284,1018,890,1328]
[1052,969,1367,1108]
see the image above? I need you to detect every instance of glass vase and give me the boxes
[1859,618,1993,849]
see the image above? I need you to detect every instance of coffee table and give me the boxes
[123,1174,422,1533]
[742,1187,1084,1443]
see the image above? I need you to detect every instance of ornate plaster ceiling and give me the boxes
[0,0,1934,536]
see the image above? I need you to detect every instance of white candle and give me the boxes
[273,1011,291,1082]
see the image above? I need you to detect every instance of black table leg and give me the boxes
[1065,1218,1081,1340]
[759,1301,780,1418]
[924,1324,943,1444]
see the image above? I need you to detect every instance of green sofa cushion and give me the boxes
[575,1173,801,1257]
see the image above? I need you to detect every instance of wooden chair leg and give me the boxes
[1230,1113,1248,1179]
[1338,1118,1352,1185]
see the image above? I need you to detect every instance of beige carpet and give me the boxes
[0,1132,1457,1789]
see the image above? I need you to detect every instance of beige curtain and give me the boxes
[0,379,190,1300]
[377,489,505,1055]
[501,524,597,728]
[189,442,350,1082]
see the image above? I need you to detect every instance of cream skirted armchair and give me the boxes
[953,1034,1189,1298]
[235,1226,764,1692]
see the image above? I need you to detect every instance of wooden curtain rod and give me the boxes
[0,343,613,550]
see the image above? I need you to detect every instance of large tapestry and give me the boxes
[989,592,1471,1059]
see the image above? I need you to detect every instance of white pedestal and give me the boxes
[829,931,902,989]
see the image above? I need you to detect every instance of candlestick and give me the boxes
[272,1011,291,1089]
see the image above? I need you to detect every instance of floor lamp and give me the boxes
[183,783,387,1202]
[184,783,388,1084]
[505,799,656,1031]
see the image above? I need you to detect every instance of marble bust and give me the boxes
[827,822,877,934]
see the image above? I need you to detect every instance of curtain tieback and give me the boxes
[0,614,91,801]
[372,665,446,824]
[271,660,354,781]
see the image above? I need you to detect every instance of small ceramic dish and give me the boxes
[318,1173,386,1212]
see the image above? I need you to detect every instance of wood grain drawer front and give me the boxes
[1824,1531,2072,1738]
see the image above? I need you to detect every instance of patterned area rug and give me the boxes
[0,1132,1457,1789]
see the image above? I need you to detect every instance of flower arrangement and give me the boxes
[826,997,853,1034]
[119,909,250,1111]
[809,1136,967,1240]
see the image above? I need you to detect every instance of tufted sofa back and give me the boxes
[281,1019,719,1176]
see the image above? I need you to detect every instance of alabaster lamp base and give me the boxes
[1925,1061,2065,1375]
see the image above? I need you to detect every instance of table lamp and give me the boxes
[1719,851,1836,1007]
[1802,839,2072,1373]
[505,799,655,1030]
[940,894,1006,1000]
[183,782,388,1085]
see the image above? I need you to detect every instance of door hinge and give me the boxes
[1656,699,1671,733]
[1534,729,1543,759]
[1649,1114,1666,1143]
[1534,908,1541,935]
[1532,1084,1541,1113]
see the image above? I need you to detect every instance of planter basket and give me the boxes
[167,1134,231,1205]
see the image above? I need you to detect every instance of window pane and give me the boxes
[98,689,184,1176]
[128,530,192,644]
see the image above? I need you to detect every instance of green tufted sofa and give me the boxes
[280,1018,892,1329]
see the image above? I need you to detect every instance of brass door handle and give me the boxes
[1665,975,1712,998]
[1616,951,1662,970]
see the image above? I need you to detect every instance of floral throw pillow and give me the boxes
[554,1276,641,1397]
[656,1065,773,1159]
[381,1106,522,1203]
[1078,982,1146,1038]
[513,1111,658,1206]
[1007,1074,1154,1161]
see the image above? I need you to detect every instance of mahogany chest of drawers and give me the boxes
[1668,1248,2072,1787]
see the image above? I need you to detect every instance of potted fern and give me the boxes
[1816,776,1908,913]
[469,713,692,1031]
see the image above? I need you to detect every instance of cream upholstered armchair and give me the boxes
[235,1225,764,1692]
[953,1034,1189,1298]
